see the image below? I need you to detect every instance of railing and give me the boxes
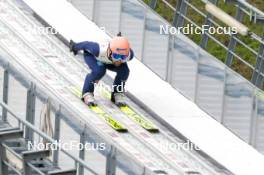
[148,0,264,89]
[0,101,97,175]
[146,0,264,151]
[0,60,101,175]
[0,57,156,175]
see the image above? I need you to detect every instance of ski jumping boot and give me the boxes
[83,92,97,106]
[111,92,127,107]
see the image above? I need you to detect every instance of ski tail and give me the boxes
[119,106,159,133]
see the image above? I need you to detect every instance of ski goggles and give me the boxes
[111,53,128,61]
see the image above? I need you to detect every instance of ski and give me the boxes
[70,87,128,132]
[100,88,159,133]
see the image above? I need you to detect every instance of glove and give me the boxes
[69,40,78,55]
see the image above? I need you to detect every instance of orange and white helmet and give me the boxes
[109,36,130,62]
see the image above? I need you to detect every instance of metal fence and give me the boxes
[149,0,264,89]
[68,0,264,153]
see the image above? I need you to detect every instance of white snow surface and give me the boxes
[23,0,264,174]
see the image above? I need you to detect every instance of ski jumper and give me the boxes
[72,41,134,97]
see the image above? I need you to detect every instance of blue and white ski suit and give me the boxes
[72,41,134,96]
